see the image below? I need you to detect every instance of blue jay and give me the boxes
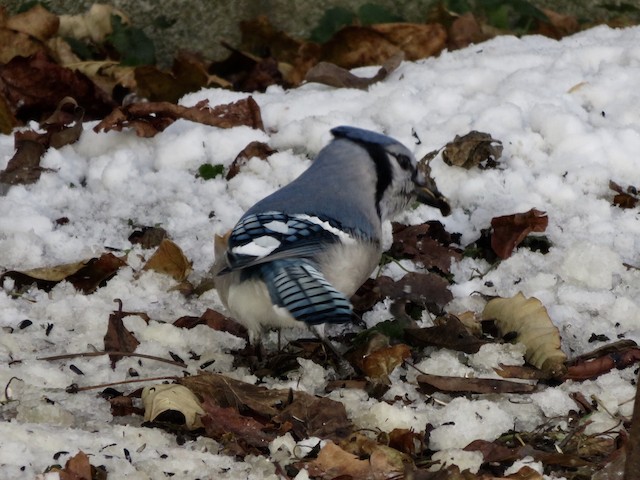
[214,126,449,342]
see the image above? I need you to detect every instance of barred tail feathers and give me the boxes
[261,260,352,325]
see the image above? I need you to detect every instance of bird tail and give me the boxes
[261,260,352,325]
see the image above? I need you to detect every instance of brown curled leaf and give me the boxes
[305,51,403,89]
[491,208,548,259]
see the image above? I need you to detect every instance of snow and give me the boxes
[1,25,640,478]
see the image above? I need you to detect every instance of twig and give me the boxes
[38,351,187,368]
[66,375,179,393]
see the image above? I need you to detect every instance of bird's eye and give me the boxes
[394,154,412,170]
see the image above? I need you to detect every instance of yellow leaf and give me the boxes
[142,239,192,282]
[142,384,204,430]
[483,292,567,378]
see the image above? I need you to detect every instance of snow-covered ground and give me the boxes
[2,24,640,479]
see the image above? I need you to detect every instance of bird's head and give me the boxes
[330,126,450,221]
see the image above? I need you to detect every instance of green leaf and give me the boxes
[197,164,224,180]
[310,6,356,43]
[107,15,156,66]
[357,3,403,25]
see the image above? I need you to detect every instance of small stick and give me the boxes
[67,375,179,393]
[38,351,187,368]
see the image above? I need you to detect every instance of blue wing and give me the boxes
[224,212,346,272]
[261,259,352,325]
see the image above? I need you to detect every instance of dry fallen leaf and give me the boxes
[0,50,115,122]
[1,252,126,293]
[305,51,403,89]
[564,340,640,380]
[483,292,567,377]
[0,96,84,185]
[377,272,453,310]
[405,314,487,353]
[491,209,548,259]
[6,4,59,42]
[442,131,503,169]
[57,450,96,480]
[305,441,411,480]
[226,141,276,180]
[94,97,264,137]
[104,303,141,368]
[142,238,192,282]
[274,394,353,441]
[173,308,249,340]
[201,399,276,453]
[389,221,461,273]
[609,180,639,209]
[370,22,447,61]
[142,384,205,430]
[58,3,128,43]
[417,373,536,395]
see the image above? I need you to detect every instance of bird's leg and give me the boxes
[310,325,355,378]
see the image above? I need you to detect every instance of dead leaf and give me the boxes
[370,23,446,61]
[306,51,403,89]
[389,221,461,273]
[135,51,228,103]
[491,209,548,259]
[58,4,128,43]
[388,428,425,457]
[41,96,85,149]
[494,364,548,380]
[320,26,402,69]
[0,96,84,185]
[226,141,276,180]
[610,180,639,209]
[173,308,249,340]
[537,8,579,40]
[94,97,264,137]
[142,384,205,430]
[1,252,126,293]
[449,12,487,50]
[68,60,136,99]
[405,314,488,353]
[142,238,192,282]
[417,373,536,395]
[128,226,168,249]
[6,4,59,41]
[179,373,291,418]
[360,344,411,384]
[377,272,453,310]
[0,131,46,185]
[0,51,115,122]
[274,394,353,441]
[483,292,567,377]
[564,341,640,381]
[57,451,94,480]
[442,131,503,169]
[0,27,43,65]
[305,441,410,480]
[201,398,275,452]
[0,88,19,134]
[104,302,140,368]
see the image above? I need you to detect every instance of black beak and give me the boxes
[414,182,451,216]
[413,168,451,216]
